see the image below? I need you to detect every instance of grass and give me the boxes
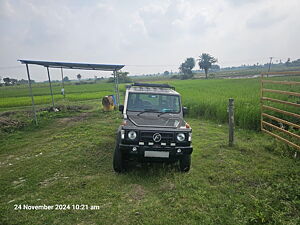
[0,102,299,225]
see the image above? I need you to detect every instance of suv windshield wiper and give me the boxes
[137,109,159,116]
[157,111,169,117]
[158,110,176,117]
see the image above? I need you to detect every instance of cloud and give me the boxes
[246,9,287,29]
[0,0,300,81]
[138,0,214,40]
[225,0,264,7]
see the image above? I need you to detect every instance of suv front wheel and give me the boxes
[113,134,124,173]
[179,155,191,172]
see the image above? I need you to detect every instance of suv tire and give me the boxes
[179,154,191,172]
[113,134,124,173]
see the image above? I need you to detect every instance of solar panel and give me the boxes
[18,60,124,71]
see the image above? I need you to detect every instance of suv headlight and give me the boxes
[128,131,137,140]
[176,133,185,142]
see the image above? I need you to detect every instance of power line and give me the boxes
[126,64,178,67]
[0,65,23,70]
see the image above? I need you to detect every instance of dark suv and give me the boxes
[113,83,193,172]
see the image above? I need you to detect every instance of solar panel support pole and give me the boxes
[116,70,120,106]
[114,70,120,107]
[46,66,55,108]
[25,64,38,125]
[113,71,117,106]
[60,67,65,98]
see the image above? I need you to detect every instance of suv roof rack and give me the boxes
[129,83,175,90]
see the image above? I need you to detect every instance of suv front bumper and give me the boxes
[119,143,193,160]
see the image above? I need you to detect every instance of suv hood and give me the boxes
[127,114,184,128]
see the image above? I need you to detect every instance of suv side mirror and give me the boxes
[119,105,124,112]
[183,106,188,116]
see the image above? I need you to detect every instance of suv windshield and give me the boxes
[127,93,181,113]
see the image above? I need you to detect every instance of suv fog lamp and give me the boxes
[132,147,137,152]
[188,132,192,141]
[128,131,137,140]
[176,133,185,142]
[177,149,182,153]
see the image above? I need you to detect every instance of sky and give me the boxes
[0,0,300,81]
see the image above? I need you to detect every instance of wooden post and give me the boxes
[228,98,234,147]
[260,73,263,131]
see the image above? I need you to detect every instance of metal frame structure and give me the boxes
[260,71,300,151]
[19,59,125,125]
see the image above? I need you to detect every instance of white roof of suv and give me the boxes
[127,83,180,95]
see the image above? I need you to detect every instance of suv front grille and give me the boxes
[140,131,174,144]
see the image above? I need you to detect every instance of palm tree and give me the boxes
[198,53,217,79]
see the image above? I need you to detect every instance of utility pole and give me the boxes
[267,57,273,78]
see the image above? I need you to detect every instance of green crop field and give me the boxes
[0,82,114,98]
[169,76,300,130]
[1,76,299,131]
[0,82,114,109]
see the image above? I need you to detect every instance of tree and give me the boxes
[63,76,70,82]
[118,71,132,83]
[285,58,291,67]
[3,77,11,86]
[108,71,132,83]
[211,64,220,70]
[198,53,218,79]
[17,79,28,85]
[77,74,82,81]
[179,57,195,79]
[291,58,300,66]
[10,78,18,85]
[164,71,170,76]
